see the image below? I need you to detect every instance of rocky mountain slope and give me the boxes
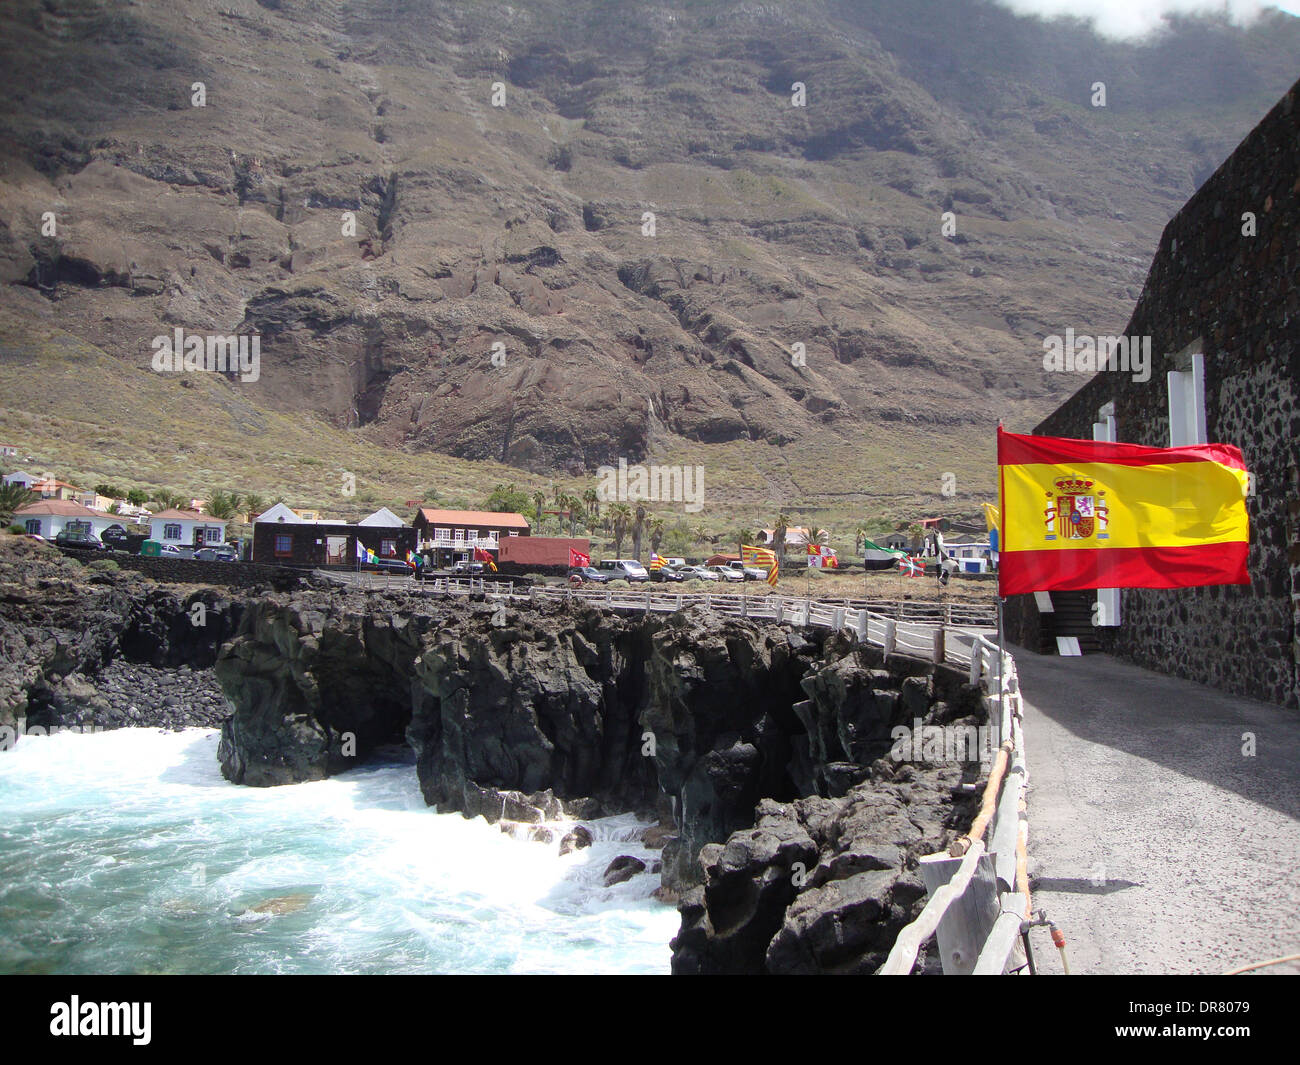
[1,0,1297,513]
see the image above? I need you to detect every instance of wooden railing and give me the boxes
[879,635,1030,975]
[316,571,997,672]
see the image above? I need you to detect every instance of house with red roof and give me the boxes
[14,500,116,540]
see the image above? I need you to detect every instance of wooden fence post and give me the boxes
[883,619,897,656]
[932,627,945,664]
[856,609,868,641]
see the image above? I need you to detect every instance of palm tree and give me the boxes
[206,490,243,521]
[854,524,868,554]
[692,524,708,546]
[631,504,647,560]
[735,527,753,557]
[609,503,632,557]
[649,518,665,558]
[152,489,185,511]
[533,490,546,528]
[244,493,266,520]
[583,488,600,525]
[560,493,581,537]
[774,512,791,563]
[0,483,35,523]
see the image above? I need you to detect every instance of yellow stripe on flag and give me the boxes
[1002,459,1248,553]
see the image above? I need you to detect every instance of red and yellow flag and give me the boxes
[997,428,1249,596]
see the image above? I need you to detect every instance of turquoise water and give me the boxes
[0,728,677,974]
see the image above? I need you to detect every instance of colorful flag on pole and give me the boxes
[767,558,779,586]
[473,546,498,572]
[649,553,666,571]
[741,544,776,565]
[899,556,925,578]
[982,503,1000,533]
[569,548,591,568]
[997,427,1250,596]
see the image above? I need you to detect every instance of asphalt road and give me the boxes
[1014,649,1300,975]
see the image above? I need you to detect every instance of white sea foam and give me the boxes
[0,728,677,974]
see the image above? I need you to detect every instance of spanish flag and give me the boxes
[997,428,1249,596]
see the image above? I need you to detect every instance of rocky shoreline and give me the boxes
[1,536,989,973]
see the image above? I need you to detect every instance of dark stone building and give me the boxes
[1006,78,1299,709]
[251,504,416,568]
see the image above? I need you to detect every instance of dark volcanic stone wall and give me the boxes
[1007,79,1299,708]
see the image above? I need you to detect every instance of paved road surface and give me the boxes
[1014,649,1300,975]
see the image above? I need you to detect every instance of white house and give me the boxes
[3,471,36,490]
[14,500,117,539]
[148,508,229,548]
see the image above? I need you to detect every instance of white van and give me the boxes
[597,558,649,582]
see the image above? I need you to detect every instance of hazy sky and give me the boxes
[990,0,1300,38]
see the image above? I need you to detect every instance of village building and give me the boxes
[2,471,36,490]
[148,509,230,550]
[252,503,415,567]
[14,500,117,540]
[31,478,80,501]
[412,508,529,566]
[1005,77,1299,709]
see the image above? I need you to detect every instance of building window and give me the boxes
[1093,401,1121,627]
[380,539,396,557]
[25,519,41,535]
[274,534,293,557]
[1168,353,1206,447]
[454,528,465,541]
[204,527,222,543]
[164,524,182,541]
[508,530,518,537]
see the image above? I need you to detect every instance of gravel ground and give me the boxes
[1016,649,1300,975]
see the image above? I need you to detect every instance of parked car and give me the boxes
[650,565,686,582]
[364,557,411,575]
[194,547,238,562]
[451,560,485,574]
[596,559,649,582]
[54,529,105,550]
[708,564,745,582]
[676,564,720,581]
[728,560,770,581]
[568,566,611,584]
[159,543,186,557]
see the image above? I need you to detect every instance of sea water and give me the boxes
[0,728,678,974]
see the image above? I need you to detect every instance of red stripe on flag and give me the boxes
[998,542,1249,596]
[997,428,1246,471]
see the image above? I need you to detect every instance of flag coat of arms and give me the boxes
[997,428,1250,596]
[569,548,591,568]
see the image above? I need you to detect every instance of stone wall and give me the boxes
[1009,79,1299,708]
[65,549,304,591]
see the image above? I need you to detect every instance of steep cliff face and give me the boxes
[211,582,990,970]
[2,0,1298,497]
[0,537,245,732]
